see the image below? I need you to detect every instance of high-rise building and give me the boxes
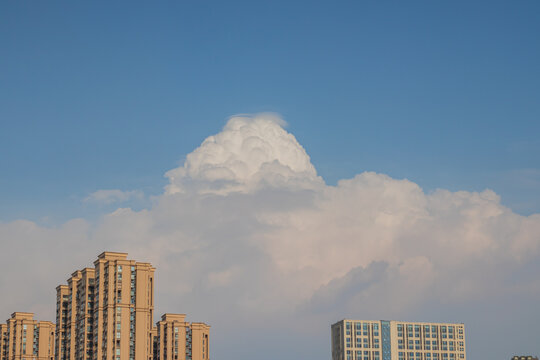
[331,320,465,360]
[1,323,8,360]
[55,252,155,360]
[0,252,209,360]
[0,312,55,360]
[511,357,538,360]
[55,268,96,360]
[153,314,209,360]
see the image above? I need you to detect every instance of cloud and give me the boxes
[164,113,323,195]
[1,113,539,359]
[84,189,143,204]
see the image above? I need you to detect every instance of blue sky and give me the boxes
[2,0,539,222]
[1,2,540,359]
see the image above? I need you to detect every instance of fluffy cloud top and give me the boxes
[165,113,323,194]
[1,114,539,360]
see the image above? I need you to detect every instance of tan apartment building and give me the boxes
[55,268,96,360]
[331,320,465,360]
[1,323,7,360]
[55,252,155,360]
[153,314,209,360]
[0,312,54,360]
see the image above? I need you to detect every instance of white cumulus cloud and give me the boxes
[165,113,323,195]
[1,113,539,360]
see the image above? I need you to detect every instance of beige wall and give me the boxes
[155,315,209,360]
[1,323,8,360]
[55,285,69,360]
[189,323,209,360]
[0,313,54,360]
[3,252,209,360]
[56,252,155,360]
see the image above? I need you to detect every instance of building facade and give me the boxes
[331,320,465,360]
[53,252,209,360]
[153,314,209,360]
[0,312,55,360]
[2,252,209,360]
[1,323,7,360]
[55,268,96,360]
[55,252,156,360]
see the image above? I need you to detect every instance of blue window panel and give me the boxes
[381,321,391,360]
